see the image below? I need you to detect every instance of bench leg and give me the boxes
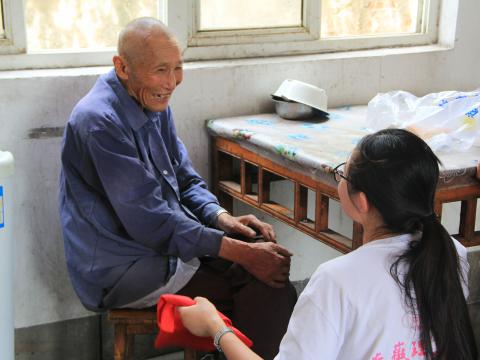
[125,333,134,360]
[113,324,127,360]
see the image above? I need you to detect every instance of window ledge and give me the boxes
[0,44,453,79]
[186,44,453,70]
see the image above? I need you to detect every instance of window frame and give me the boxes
[189,0,320,45]
[0,0,26,55]
[0,0,443,70]
[177,0,440,61]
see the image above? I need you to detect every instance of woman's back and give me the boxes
[275,233,468,360]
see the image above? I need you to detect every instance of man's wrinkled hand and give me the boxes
[240,241,292,288]
[216,213,276,242]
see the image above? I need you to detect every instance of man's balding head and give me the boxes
[117,17,178,65]
[113,17,183,112]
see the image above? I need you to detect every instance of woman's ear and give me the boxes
[353,191,370,215]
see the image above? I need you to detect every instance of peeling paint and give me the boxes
[28,126,65,139]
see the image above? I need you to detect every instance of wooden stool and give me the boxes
[108,308,198,360]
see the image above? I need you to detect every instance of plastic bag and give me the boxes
[366,90,480,152]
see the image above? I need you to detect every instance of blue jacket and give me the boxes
[59,69,224,311]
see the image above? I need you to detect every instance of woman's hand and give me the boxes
[177,297,226,338]
[179,296,264,360]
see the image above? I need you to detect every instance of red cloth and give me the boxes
[155,294,253,351]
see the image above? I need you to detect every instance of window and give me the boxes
[24,0,160,51]
[198,0,302,30]
[0,0,445,70]
[321,1,422,38]
[0,0,165,68]
[315,0,438,53]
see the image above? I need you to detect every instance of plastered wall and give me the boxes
[0,0,479,330]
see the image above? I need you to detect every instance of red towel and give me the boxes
[155,294,253,351]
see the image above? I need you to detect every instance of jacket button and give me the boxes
[163,170,168,175]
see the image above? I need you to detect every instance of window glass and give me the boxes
[199,0,302,31]
[321,0,421,38]
[25,0,159,51]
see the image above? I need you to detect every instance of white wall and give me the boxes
[0,0,479,329]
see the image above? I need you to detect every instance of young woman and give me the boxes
[178,129,478,360]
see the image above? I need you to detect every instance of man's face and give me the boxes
[123,36,183,112]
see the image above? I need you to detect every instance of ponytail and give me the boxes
[348,129,477,360]
[390,215,477,359]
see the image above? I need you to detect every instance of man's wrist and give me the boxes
[218,236,250,265]
[214,207,230,226]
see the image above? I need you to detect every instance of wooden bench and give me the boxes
[108,309,198,360]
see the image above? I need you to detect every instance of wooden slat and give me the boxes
[263,201,294,218]
[260,167,271,204]
[294,183,308,223]
[299,219,315,230]
[434,201,443,221]
[215,137,329,190]
[459,198,477,240]
[453,231,480,246]
[315,193,329,233]
[244,161,259,197]
[240,159,246,195]
[219,180,241,194]
[435,185,480,203]
[317,230,353,250]
[258,167,264,205]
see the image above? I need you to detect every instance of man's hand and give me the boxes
[241,241,292,288]
[219,237,292,288]
[216,213,276,242]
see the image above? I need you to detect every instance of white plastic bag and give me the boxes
[366,90,480,152]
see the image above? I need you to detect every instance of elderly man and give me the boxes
[59,17,296,359]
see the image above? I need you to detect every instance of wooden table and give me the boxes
[208,107,480,253]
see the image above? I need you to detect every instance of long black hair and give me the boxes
[347,128,477,360]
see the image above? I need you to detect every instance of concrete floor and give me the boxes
[148,352,184,360]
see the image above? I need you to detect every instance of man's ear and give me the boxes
[113,55,129,81]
